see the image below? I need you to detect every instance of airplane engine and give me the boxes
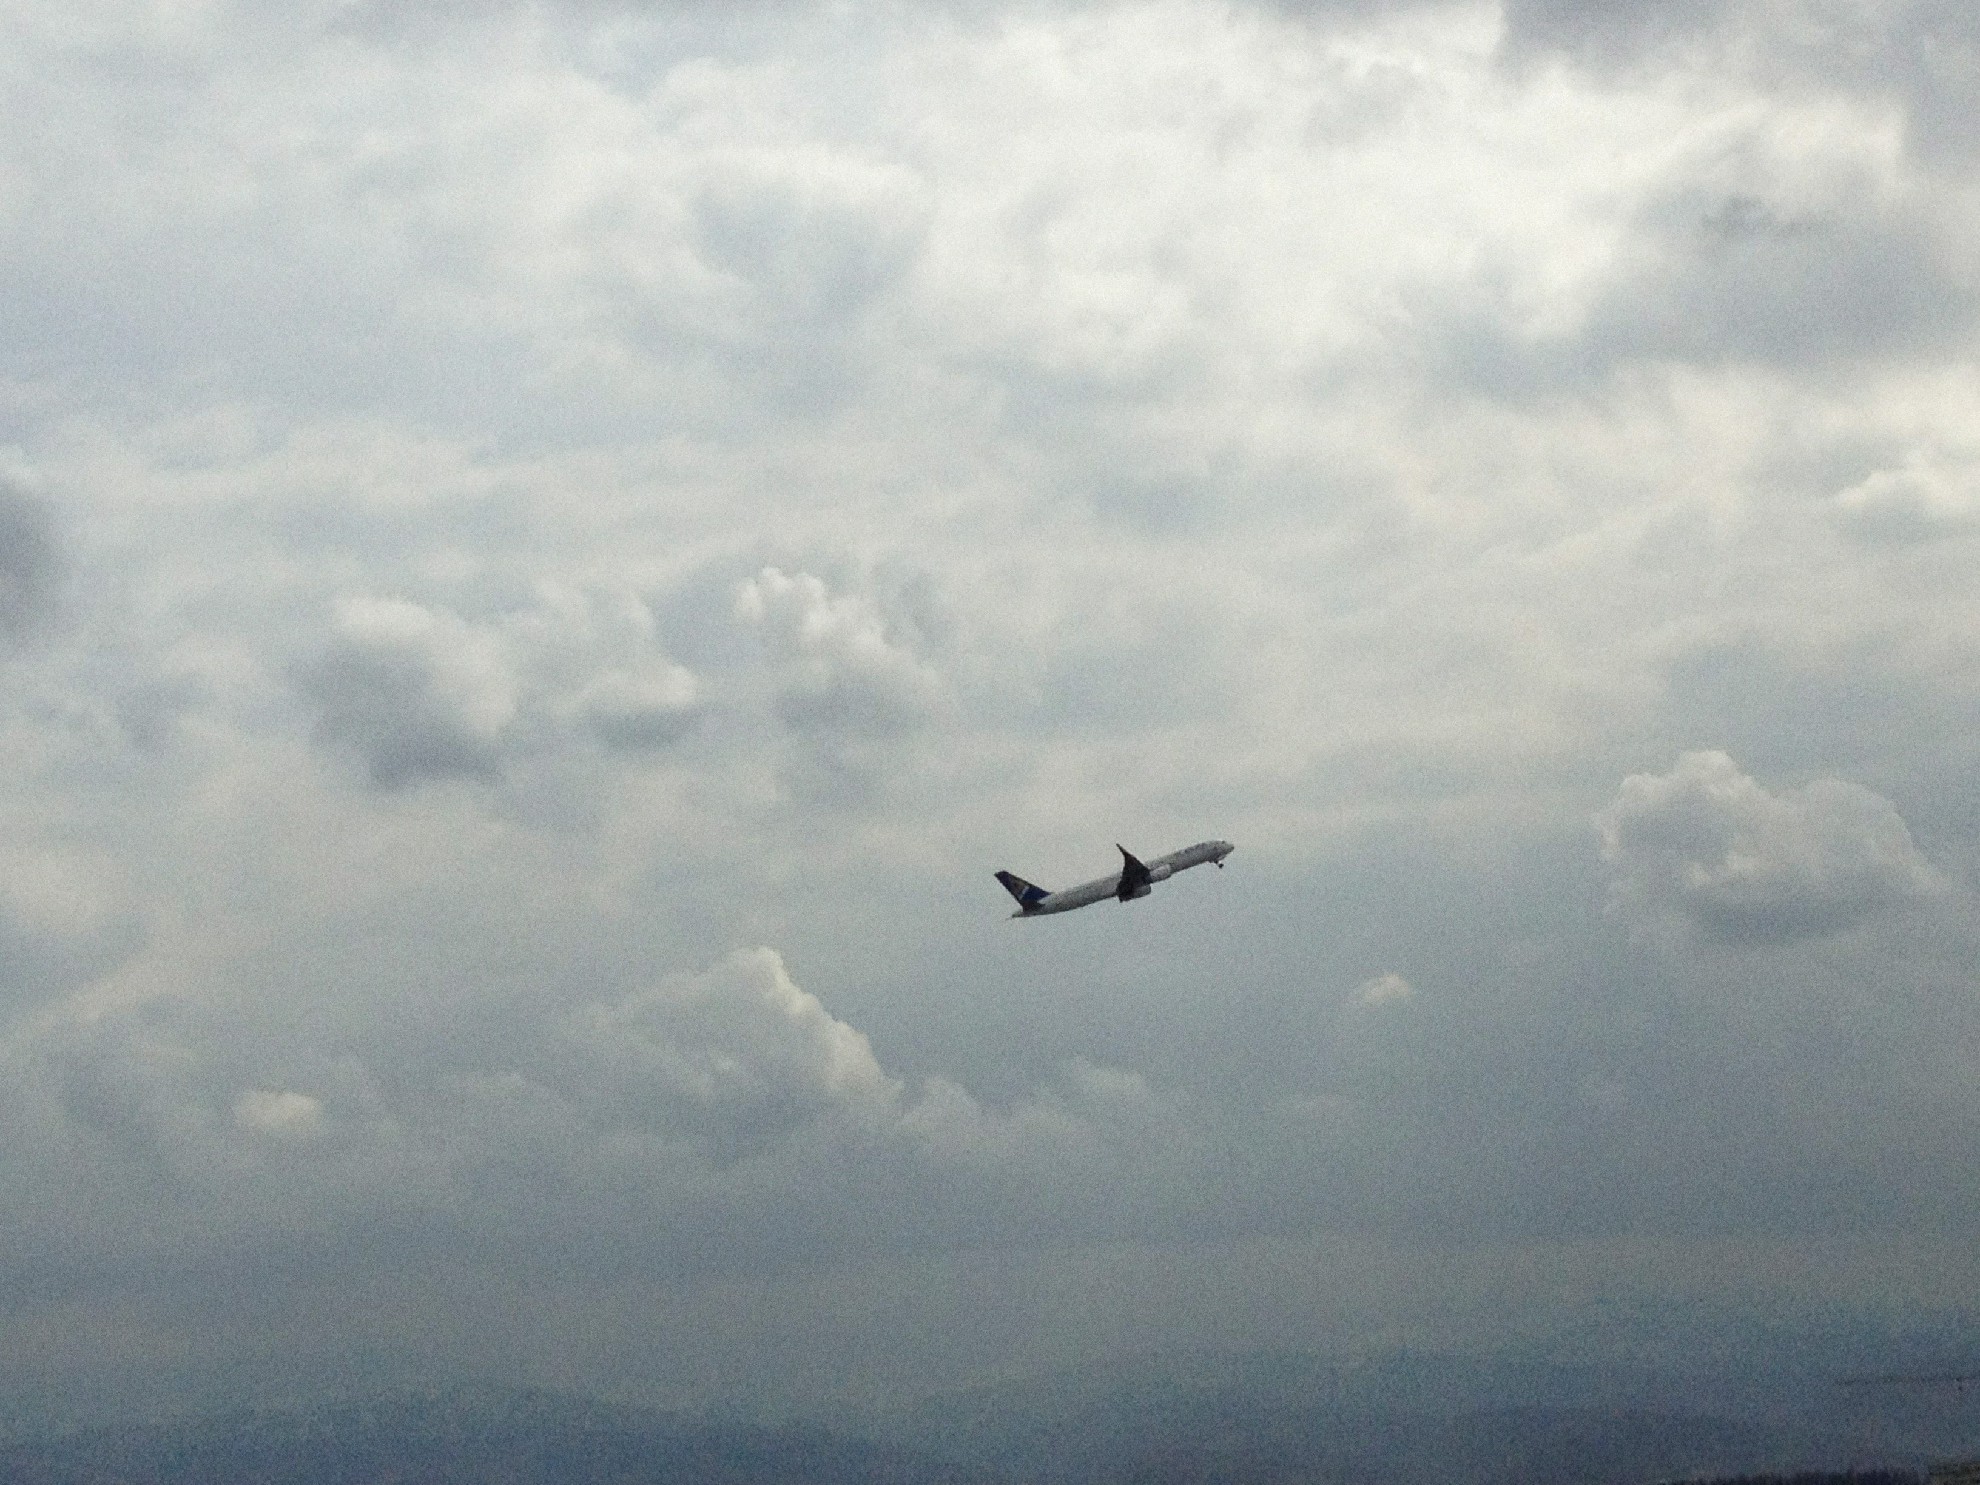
[1146,862,1173,883]
[1121,881,1152,900]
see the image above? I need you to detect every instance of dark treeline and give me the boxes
[1,1389,1967,1485]
[0,1392,993,1485]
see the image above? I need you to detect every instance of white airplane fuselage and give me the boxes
[996,840,1234,917]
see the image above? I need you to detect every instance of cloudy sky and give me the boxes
[3,0,1979,1426]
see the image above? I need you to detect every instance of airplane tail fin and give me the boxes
[996,870,1049,911]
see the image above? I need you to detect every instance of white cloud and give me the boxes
[735,566,951,802]
[233,1088,326,1139]
[1595,751,1951,945]
[564,946,901,1160]
[736,567,945,734]
[1352,971,1415,1006]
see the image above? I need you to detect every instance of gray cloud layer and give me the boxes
[0,484,59,642]
[2,0,1979,1426]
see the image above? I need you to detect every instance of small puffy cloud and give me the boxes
[300,597,517,789]
[1352,971,1415,1006]
[1595,750,1950,946]
[233,1088,326,1140]
[0,482,60,642]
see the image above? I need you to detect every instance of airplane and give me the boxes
[995,840,1234,917]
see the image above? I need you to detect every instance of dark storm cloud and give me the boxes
[1657,634,1980,789]
[0,946,1220,1286]
[114,673,214,753]
[298,598,515,789]
[1497,0,1736,69]
[1436,187,1973,398]
[1246,0,1459,18]
[682,167,928,413]
[45,1015,217,1173]
[1499,0,1980,167]
[1595,751,1950,946]
[580,674,701,752]
[0,483,59,643]
[294,587,704,787]
[1885,0,1980,162]
[1578,190,1972,370]
[0,886,139,1020]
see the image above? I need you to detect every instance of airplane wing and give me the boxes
[1116,845,1152,902]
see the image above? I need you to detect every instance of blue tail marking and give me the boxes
[995,870,1049,910]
